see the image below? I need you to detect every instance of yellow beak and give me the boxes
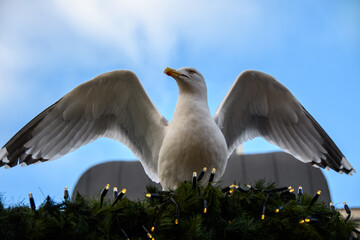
[164,67,181,78]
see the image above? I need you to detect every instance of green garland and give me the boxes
[0,180,358,240]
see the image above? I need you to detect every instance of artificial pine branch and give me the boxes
[0,180,357,240]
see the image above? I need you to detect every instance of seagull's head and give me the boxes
[164,67,207,97]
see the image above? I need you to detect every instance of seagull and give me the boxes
[0,67,355,189]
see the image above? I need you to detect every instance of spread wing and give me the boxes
[0,70,168,182]
[214,70,355,175]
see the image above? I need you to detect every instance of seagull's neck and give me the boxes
[173,92,211,122]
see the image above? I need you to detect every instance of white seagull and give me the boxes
[0,67,355,189]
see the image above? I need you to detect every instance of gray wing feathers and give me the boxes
[214,70,355,175]
[0,70,167,182]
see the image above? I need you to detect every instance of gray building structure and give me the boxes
[72,151,331,202]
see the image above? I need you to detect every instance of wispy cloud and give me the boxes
[0,0,266,111]
[52,0,264,66]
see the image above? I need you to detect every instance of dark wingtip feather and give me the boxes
[302,106,354,175]
[0,100,59,169]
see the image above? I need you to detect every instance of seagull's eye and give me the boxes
[188,69,197,75]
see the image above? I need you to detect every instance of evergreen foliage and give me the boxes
[0,180,357,240]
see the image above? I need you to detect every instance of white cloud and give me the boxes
[52,0,263,66]
[34,0,267,114]
[1,0,357,112]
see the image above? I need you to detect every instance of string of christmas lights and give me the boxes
[151,207,159,236]
[29,193,36,212]
[100,184,110,208]
[275,202,290,214]
[299,216,319,224]
[261,194,270,220]
[344,201,351,221]
[142,225,153,239]
[192,172,197,189]
[146,193,163,199]
[329,202,335,211]
[297,186,303,205]
[17,172,356,239]
[170,197,180,224]
[111,188,126,206]
[37,182,355,229]
[197,167,207,182]
[113,187,118,199]
[64,187,69,201]
[203,199,208,214]
[208,168,216,183]
[308,190,321,208]
[121,228,130,240]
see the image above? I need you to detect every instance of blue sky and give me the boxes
[0,0,359,208]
